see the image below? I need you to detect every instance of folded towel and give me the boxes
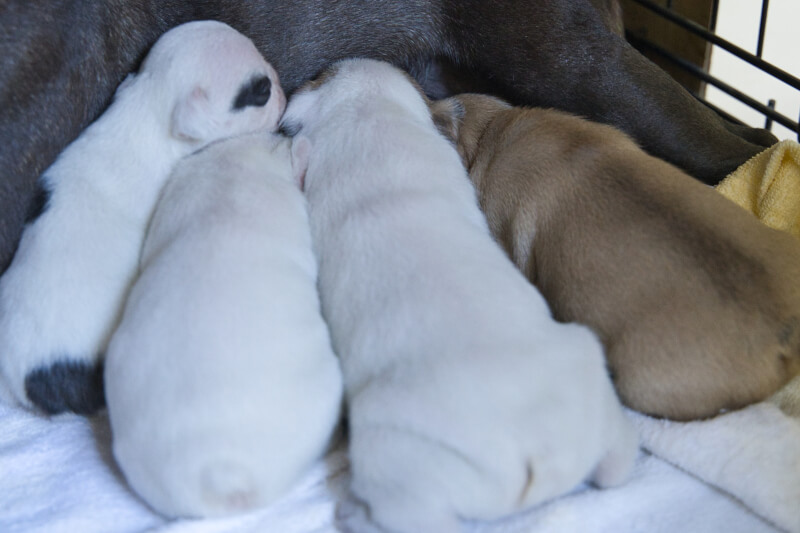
[629,398,800,533]
[0,402,780,533]
[622,140,800,533]
[716,139,800,238]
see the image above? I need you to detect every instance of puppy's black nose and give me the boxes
[233,75,272,110]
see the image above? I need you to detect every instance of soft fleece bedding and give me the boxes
[2,142,800,533]
[0,397,794,533]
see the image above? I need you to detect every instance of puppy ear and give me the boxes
[431,97,465,145]
[290,135,312,190]
[171,87,217,142]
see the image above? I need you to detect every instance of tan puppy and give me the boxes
[432,93,800,421]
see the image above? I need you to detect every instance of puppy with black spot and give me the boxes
[0,21,285,415]
[104,132,342,518]
[431,93,800,421]
[281,59,637,533]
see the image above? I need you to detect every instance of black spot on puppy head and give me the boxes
[232,75,272,110]
[25,360,106,415]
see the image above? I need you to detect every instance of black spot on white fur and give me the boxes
[25,360,105,415]
[232,75,272,110]
[25,181,51,223]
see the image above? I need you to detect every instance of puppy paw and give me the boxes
[0,269,116,415]
[336,492,461,533]
[588,412,639,488]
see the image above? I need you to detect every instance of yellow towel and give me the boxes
[717,139,800,416]
[716,139,800,238]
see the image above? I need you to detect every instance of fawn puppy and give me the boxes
[431,93,800,420]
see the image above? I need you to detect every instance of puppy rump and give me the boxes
[433,93,800,420]
[105,133,342,518]
[284,59,637,533]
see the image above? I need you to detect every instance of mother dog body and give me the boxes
[0,0,776,273]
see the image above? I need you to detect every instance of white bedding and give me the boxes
[2,377,798,533]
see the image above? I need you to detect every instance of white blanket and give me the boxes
[1,379,797,533]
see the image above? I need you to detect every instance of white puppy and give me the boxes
[104,132,342,518]
[0,21,285,414]
[281,58,638,533]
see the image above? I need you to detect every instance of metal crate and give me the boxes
[623,0,800,140]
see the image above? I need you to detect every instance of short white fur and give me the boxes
[104,132,342,518]
[282,58,638,533]
[0,21,286,411]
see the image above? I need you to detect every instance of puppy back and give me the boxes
[466,104,800,419]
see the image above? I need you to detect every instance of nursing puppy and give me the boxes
[104,132,342,518]
[0,21,285,415]
[431,94,800,421]
[282,59,637,533]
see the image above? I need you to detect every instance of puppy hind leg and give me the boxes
[24,359,105,415]
[344,426,472,533]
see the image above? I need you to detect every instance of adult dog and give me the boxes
[0,0,776,274]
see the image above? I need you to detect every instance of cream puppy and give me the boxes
[104,132,342,518]
[0,21,285,414]
[431,93,800,420]
[281,59,637,533]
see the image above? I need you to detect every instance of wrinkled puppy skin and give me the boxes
[105,132,342,518]
[431,93,800,421]
[283,59,637,533]
[0,0,775,275]
[0,21,285,415]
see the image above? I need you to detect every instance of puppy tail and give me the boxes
[198,461,260,515]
